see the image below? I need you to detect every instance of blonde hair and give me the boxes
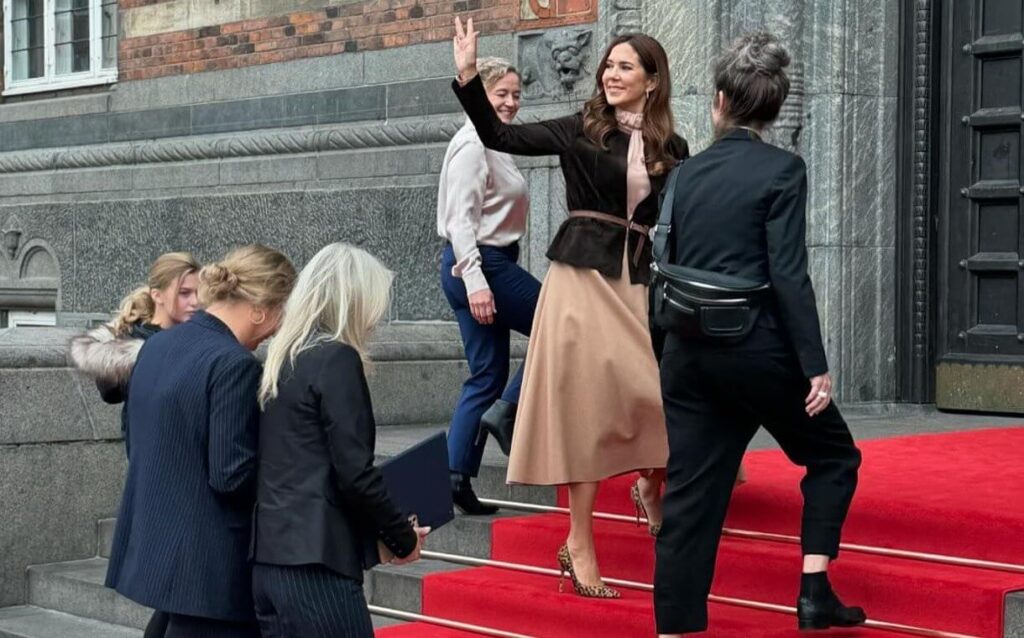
[259,242,394,407]
[199,245,296,309]
[111,252,201,337]
[478,56,519,90]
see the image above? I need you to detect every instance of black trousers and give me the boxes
[653,329,861,634]
[164,614,259,638]
[252,563,374,638]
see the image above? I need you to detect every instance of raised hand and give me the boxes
[453,16,479,81]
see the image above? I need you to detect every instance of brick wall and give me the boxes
[118,0,596,82]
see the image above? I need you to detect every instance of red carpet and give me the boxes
[575,428,1024,565]
[374,624,481,637]
[378,427,1024,637]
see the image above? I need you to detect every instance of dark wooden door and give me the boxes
[938,0,1024,411]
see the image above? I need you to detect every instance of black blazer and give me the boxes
[452,75,688,284]
[666,129,828,377]
[106,311,262,622]
[252,341,418,582]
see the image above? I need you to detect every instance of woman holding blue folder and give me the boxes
[252,243,430,638]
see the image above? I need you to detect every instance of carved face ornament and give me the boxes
[545,29,592,90]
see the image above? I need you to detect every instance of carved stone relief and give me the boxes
[518,27,595,100]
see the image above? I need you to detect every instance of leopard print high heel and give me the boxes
[631,480,661,537]
[556,544,620,599]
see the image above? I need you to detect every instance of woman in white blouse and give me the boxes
[437,57,540,515]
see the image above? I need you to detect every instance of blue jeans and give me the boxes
[440,243,541,476]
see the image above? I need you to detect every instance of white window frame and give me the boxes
[7,310,57,326]
[3,0,118,96]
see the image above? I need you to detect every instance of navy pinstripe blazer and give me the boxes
[105,311,262,623]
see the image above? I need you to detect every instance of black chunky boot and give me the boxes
[477,399,516,456]
[797,572,867,630]
[450,472,499,516]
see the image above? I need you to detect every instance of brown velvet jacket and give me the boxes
[452,75,689,284]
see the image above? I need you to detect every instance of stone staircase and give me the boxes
[0,424,551,637]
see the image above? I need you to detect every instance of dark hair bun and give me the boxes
[732,32,790,76]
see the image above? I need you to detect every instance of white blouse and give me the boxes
[437,120,529,295]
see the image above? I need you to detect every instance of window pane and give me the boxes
[102,35,117,69]
[102,0,118,37]
[12,47,45,81]
[11,0,45,82]
[102,0,119,69]
[55,41,91,75]
[55,7,90,46]
[12,0,44,20]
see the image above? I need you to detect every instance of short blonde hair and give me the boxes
[478,56,519,90]
[199,245,296,309]
[259,242,394,407]
[111,251,200,336]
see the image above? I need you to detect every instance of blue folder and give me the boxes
[364,431,454,567]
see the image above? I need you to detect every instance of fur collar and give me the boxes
[69,325,145,385]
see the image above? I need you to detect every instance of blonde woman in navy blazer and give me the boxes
[105,245,296,638]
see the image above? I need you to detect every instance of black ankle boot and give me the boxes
[477,400,516,456]
[450,472,499,516]
[797,572,866,630]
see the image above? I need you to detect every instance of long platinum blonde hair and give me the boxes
[259,242,394,407]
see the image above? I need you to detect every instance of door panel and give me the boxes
[937,0,1024,412]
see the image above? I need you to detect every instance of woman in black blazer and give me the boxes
[252,242,428,638]
[105,245,296,638]
[653,34,865,635]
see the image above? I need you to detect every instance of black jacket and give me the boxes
[252,341,417,582]
[666,129,828,377]
[452,75,688,284]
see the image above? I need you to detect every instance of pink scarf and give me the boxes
[616,110,650,220]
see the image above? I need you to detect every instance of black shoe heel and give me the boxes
[477,400,516,456]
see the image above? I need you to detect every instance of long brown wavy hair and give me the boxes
[582,34,676,176]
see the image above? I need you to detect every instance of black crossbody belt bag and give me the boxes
[651,162,771,341]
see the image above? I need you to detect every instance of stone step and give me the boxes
[0,606,141,638]
[368,559,469,614]
[26,559,152,631]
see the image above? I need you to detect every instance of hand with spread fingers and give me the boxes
[805,373,833,417]
[453,16,479,83]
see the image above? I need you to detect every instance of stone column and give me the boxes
[643,0,723,152]
[763,0,806,152]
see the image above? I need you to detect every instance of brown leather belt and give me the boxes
[568,210,650,267]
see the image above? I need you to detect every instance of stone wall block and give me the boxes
[220,155,318,186]
[525,167,552,274]
[385,188,450,321]
[844,0,900,98]
[0,369,96,444]
[645,0,721,97]
[364,35,517,86]
[132,162,221,191]
[803,95,843,247]
[676,95,714,154]
[0,443,127,607]
[842,246,897,402]
[808,245,844,395]
[109,75,192,113]
[53,167,134,195]
[842,96,899,248]
[803,0,845,96]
